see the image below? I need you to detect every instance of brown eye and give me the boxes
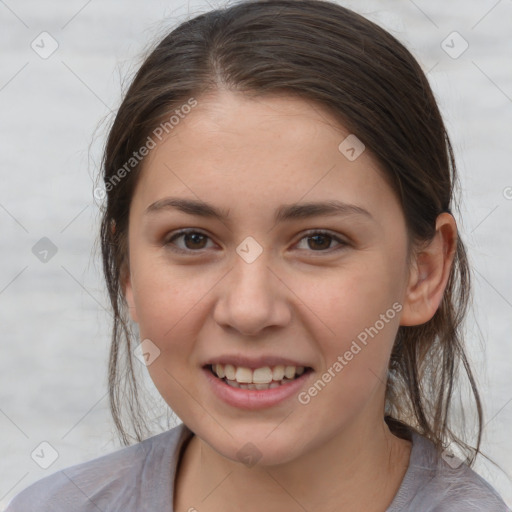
[306,234,332,250]
[165,230,213,252]
[164,229,347,255]
[295,230,347,252]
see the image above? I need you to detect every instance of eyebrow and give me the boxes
[144,197,374,223]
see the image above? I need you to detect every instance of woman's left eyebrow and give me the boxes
[144,197,375,224]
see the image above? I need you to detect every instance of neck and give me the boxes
[174,417,412,512]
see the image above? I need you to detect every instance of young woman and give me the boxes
[6,0,509,510]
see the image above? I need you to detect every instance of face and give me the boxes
[124,90,413,465]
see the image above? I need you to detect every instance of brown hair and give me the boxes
[98,0,483,463]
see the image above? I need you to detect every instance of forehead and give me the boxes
[130,91,401,226]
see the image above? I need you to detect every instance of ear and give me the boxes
[122,264,139,324]
[400,213,457,326]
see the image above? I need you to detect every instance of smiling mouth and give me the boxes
[205,364,313,390]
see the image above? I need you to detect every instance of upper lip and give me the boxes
[203,355,312,370]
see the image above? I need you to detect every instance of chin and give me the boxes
[196,422,309,467]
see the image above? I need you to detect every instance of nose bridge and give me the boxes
[213,243,290,335]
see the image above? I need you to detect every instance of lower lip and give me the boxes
[203,366,312,410]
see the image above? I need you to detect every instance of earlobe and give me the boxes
[400,213,457,327]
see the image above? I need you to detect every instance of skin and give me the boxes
[123,90,457,512]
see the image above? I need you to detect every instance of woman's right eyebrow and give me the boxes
[144,197,375,224]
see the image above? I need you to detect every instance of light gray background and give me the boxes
[1,0,511,509]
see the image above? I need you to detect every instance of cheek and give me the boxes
[130,263,206,413]
[131,256,197,333]
[303,253,404,378]
[130,259,217,372]
[297,267,402,432]
[310,254,403,330]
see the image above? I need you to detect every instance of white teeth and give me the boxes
[215,364,225,379]
[253,366,273,384]
[284,366,296,379]
[211,363,309,386]
[224,364,236,380]
[235,367,253,383]
[272,365,285,381]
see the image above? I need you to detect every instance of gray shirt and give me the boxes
[5,422,509,511]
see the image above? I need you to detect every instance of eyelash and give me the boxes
[164,228,349,255]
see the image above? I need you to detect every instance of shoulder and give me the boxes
[4,423,193,512]
[389,432,510,512]
[423,462,510,511]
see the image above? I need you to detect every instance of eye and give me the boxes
[164,229,215,253]
[295,230,348,252]
[164,228,348,254]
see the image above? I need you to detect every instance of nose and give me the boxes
[212,251,291,336]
